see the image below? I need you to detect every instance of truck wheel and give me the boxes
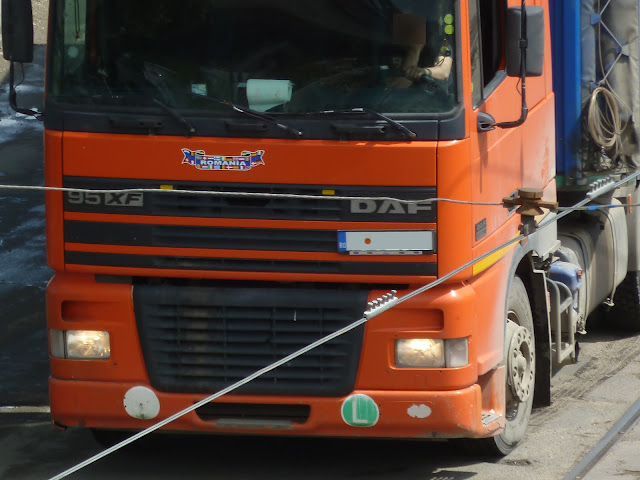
[608,271,640,332]
[480,276,536,456]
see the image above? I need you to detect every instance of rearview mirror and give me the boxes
[2,0,34,63]
[505,6,544,77]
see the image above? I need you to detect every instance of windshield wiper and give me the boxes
[190,93,303,138]
[311,107,416,140]
[153,98,197,137]
[86,93,197,137]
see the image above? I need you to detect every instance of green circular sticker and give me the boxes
[341,394,379,427]
[444,14,454,25]
[445,25,454,35]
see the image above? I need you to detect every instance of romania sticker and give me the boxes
[181,149,266,172]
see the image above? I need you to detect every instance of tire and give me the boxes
[608,271,640,332]
[477,276,536,456]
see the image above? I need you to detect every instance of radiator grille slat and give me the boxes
[134,285,368,395]
[66,251,437,276]
[150,185,344,220]
[151,225,337,251]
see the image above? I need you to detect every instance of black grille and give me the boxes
[65,221,339,252]
[66,251,437,276]
[134,284,368,396]
[152,225,336,251]
[63,177,437,222]
[65,221,436,255]
[152,185,344,221]
[195,403,310,424]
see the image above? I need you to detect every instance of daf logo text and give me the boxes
[350,200,431,215]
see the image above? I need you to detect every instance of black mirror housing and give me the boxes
[505,6,544,77]
[2,0,34,63]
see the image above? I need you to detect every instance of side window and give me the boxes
[469,0,482,106]
[469,0,506,107]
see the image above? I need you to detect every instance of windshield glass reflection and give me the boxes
[49,0,458,114]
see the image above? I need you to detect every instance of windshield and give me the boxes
[49,0,458,115]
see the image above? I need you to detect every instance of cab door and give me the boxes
[468,0,554,247]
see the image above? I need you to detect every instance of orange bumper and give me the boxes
[46,261,511,440]
[49,376,504,439]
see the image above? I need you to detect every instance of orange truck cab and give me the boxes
[3,0,640,455]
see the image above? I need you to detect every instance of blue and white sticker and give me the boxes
[338,231,348,252]
[181,149,266,172]
[337,230,434,255]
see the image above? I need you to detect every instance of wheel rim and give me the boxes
[506,318,535,407]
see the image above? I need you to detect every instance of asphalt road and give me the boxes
[0,40,49,411]
[0,0,50,410]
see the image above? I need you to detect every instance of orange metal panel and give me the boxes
[49,379,503,439]
[436,139,473,280]
[64,243,437,265]
[62,264,437,285]
[357,283,478,391]
[63,212,435,231]
[61,133,437,187]
[47,273,148,382]
[45,130,64,271]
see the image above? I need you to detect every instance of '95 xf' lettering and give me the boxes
[66,191,144,207]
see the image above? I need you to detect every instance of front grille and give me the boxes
[63,178,438,276]
[134,284,368,396]
[63,177,437,223]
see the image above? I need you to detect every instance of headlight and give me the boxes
[396,339,445,368]
[395,338,468,368]
[50,329,111,360]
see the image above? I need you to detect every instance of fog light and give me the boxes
[50,329,111,359]
[395,338,469,368]
[396,338,445,368]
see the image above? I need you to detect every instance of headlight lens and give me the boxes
[395,338,468,368]
[396,338,445,368]
[49,329,65,359]
[50,329,111,360]
[445,337,469,368]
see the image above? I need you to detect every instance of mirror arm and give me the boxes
[495,0,530,130]
[9,61,42,118]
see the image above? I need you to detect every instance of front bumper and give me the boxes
[46,266,511,440]
[49,377,504,439]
